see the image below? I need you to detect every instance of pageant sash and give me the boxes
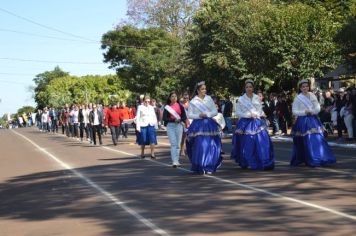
[239,95,258,114]
[164,105,181,120]
[190,99,210,114]
[297,94,313,111]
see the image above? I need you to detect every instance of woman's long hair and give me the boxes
[166,92,177,106]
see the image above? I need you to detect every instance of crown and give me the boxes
[245,79,254,85]
[197,81,205,86]
[298,79,309,86]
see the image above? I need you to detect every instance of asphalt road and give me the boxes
[0,128,355,236]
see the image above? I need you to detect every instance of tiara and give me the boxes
[197,81,205,86]
[245,79,254,85]
[298,79,309,86]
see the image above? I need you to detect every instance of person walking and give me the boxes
[163,92,188,168]
[290,79,336,167]
[231,79,275,170]
[89,104,103,145]
[118,101,132,138]
[222,95,233,134]
[105,103,121,146]
[186,81,222,174]
[136,96,158,159]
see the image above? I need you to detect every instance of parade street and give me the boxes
[0,128,355,236]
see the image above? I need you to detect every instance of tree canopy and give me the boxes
[101,25,182,99]
[33,66,69,109]
[185,0,342,94]
[32,67,131,109]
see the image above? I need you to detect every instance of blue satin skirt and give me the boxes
[186,118,222,173]
[138,125,157,146]
[291,116,336,167]
[231,118,275,170]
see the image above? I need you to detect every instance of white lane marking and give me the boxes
[100,142,356,221]
[12,130,170,236]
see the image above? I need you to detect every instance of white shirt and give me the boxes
[70,110,79,124]
[41,112,49,123]
[236,93,264,118]
[136,104,158,131]
[187,95,218,120]
[292,92,320,117]
[83,109,90,124]
[93,111,100,125]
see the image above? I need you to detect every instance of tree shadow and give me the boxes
[1,155,355,235]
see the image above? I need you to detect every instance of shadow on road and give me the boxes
[1,154,355,235]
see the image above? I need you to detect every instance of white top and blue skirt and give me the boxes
[186,95,222,174]
[291,92,336,167]
[231,94,275,170]
[136,104,158,145]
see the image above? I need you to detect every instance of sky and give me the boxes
[0,0,127,117]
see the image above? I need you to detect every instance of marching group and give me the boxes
[28,78,344,175]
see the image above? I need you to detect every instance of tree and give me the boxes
[102,26,182,98]
[43,74,131,108]
[17,106,35,115]
[185,0,341,94]
[124,0,200,37]
[336,2,356,70]
[33,66,69,109]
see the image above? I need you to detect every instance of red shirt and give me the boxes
[119,107,131,120]
[105,108,121,126]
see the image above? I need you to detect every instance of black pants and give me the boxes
[279,116,288,134]
[79,123,88,140]
[121,123,129,138]
[87,124,93,141]
[51,120,58,133]
[337,116,346,138]
[110,126,120,145]
[92,125,102,145]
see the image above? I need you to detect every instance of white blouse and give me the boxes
[292,92,320,117]
[83,109,90,124]
[236,93,264,118]
[187,95,218,120]
[136,104,158,130]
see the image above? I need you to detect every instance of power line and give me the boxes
[0,80,30,85]
[0,7,97,43]
[0,57,104,65]
[0,28,98,44]
[0,7,182,52]
[0,72,37,76]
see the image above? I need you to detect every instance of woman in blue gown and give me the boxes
[290,79,336,167]
[186,81,222,174]
[231,80,275,170]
